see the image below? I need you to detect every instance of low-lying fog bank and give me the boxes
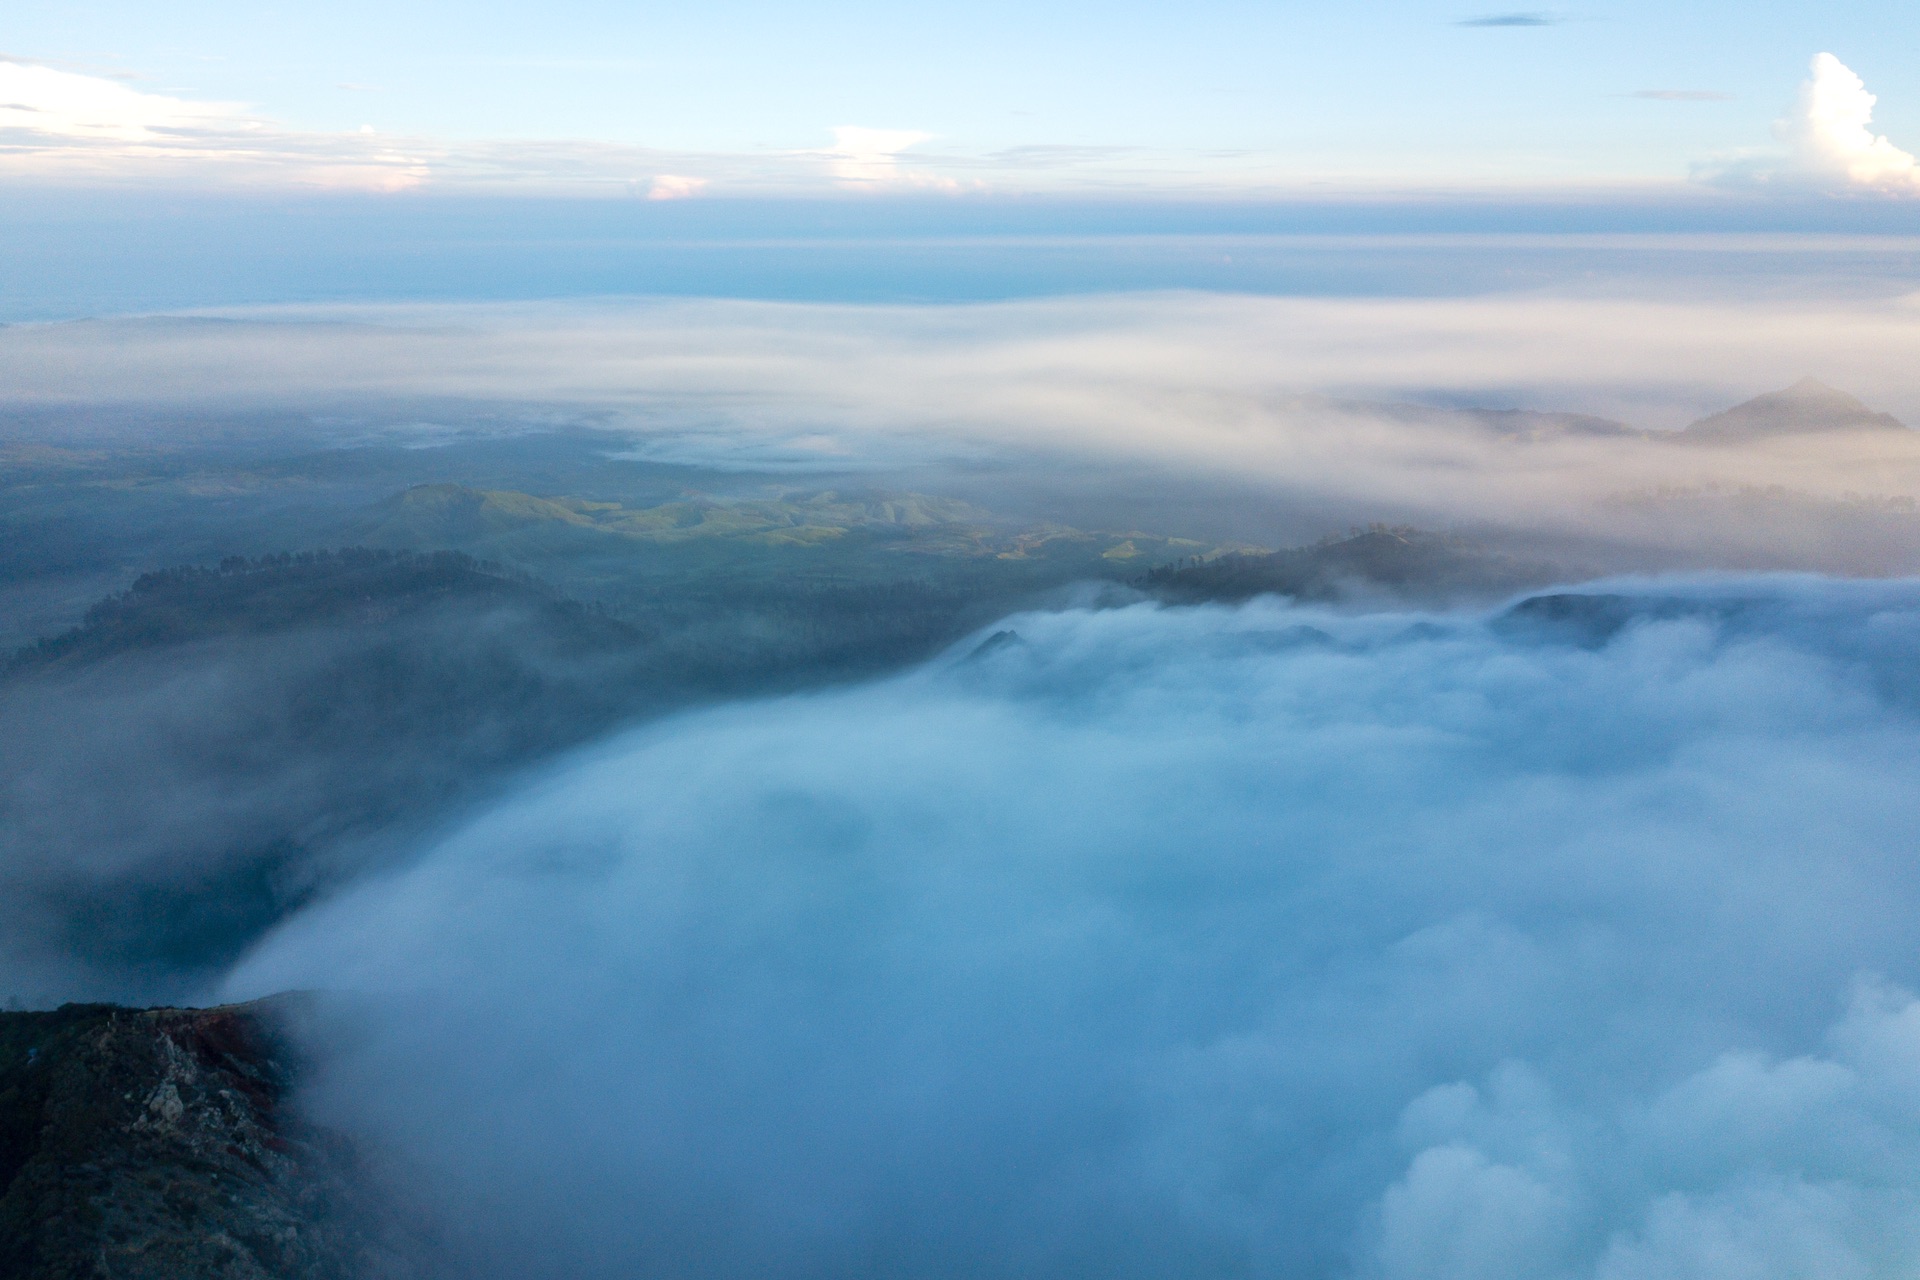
[225,576,1920,1279]
[10,291,1920,577]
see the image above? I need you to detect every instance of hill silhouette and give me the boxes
[1139,526,1564,606]
[8,547,627,674]
[0,551,667,991]
[1678,378,1909,442]
[0,545,1090,995]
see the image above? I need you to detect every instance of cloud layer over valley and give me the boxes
[225,578,1920,1278]
[6,274,1920,1278]
[8,288,1920,570]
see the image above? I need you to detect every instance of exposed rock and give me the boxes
[0,996,419,1279]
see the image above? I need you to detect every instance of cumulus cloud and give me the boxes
[0,61,846,195]
[0,58,855,193]
[0,61,980,195]
[0,58,243,141]
[1381,974,1920,1280]
[823,125,958,190]
[1699,53,1920,195]
[1779,54,1920,192]
[646,172,709,200]
[223,578,1920,1277]
[0,58,431,190]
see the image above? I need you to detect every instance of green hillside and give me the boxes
[356,481,1213,561]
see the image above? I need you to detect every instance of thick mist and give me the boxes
[227,578,1920,1279]
[0,559,672,1007]
[6,287,1920,428]
[8,290,1920,571]
[6,274,1920,1274]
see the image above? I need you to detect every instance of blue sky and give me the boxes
[6,1,1920,195]
[6,2,1919,316]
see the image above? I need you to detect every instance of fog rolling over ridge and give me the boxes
[0,551,668,1004]
[225,580,1920,1279]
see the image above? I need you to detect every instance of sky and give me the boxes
[5,0,1920,197]
[6,2,1920,318]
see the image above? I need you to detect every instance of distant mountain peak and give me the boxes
[1680,379,1908,442]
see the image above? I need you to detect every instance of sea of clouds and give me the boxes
[10,262,1920,1274]
[227,576,1920,1279]
[10,288,1920,558]
[10,288,1920,429]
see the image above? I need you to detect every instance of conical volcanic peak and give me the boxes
[1680,378,1909,442]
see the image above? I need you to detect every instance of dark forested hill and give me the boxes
[0,545,1116,1006]
[1139,526,1565,607]
[8,547,631,674]
[1,553,664,1004]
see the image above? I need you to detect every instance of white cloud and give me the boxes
[823,125,958,190]
[1698,53,1920,195]
[1779,54,1920,193]
[646,173,708,200]
[0,59,430,190]
[0,63,969,196]
[0,59,241,141]
[47,54,1919,199]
